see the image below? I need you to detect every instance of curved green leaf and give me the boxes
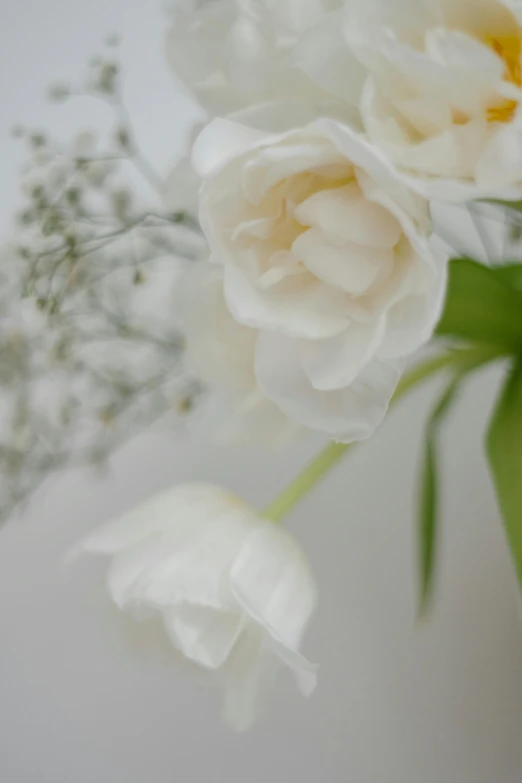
[487,357,522,592]
[436,258,522,350]
[492,264,522,293]
[417,376,462,617]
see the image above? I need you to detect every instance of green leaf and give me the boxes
[436,258,522,350]
[483,199,522,213]
[418,376,462,617]
[487,356,522,592]
[492,263,522,293]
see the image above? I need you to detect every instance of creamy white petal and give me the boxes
[240,142,346,206]
[107,509,257,611]
[378,252,448,360]
[255,331,403,441]
[230,523,317,649]
[294,10,367,106]
[476,120,522,188]
[292,228,394,295]
[166,1,243,115]
[163,606,245,669]
[294,182,402,248]
[221,625,273,732]
[223,265,350,339]
[295,319,387,391]
[193,119,272,179]
[74,484,239,556]
[267,636,318,697]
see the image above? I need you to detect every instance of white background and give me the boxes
[1,2,522,782]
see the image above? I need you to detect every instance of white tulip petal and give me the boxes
[267,636,318,697]
[240,143,346,206]
[222,625,274,732]
[193,119,272,179]
[294,10,367,107]
[223,265,350,339]
[296,319,386,391]
[107,510,257,612]
[166,1,244,115]
[75,484,239,556]
[292,228,394,295]
[163,606,245,670]
[425,28,503,80]
[378,262,447,360]
[255,331,402,441]
[230,524,317,650]
[294,182,402,248]
[476,121,522,188]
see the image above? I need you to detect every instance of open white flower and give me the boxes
[74,483,317,731]
[193,116,447,442]
[299,0,522,200]
[165,0,342,115]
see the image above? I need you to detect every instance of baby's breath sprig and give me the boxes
[0,44,205,525]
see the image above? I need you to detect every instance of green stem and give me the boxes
[263,345,505,523]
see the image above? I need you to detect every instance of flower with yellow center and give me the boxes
[295,0,522,200]
[485,34,522,122]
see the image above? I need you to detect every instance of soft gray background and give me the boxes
[1,2,522,782]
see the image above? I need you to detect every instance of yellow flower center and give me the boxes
[486,34,522,123]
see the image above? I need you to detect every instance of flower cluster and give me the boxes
[49,0,522,730]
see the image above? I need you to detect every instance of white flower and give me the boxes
[73,483,317,730]
[165,0,342,115]
[299,0,522,200]
[174,261,300,444]
[193,115,447,442]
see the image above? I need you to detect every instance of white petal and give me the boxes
[166,2,243,115]
[255,331,403,441]
[292,228,394,295]
[230,524,317,650]
[240,141,346,206]
[296,319,386,391]
[74,484,240,556]
[221,625,273,732]
[378,252,447,360]
[107,507,256,612]
[294,182,402,248]
[476,121,522,189]
[267,636,318,697]
[193,119,272,179]
[163,606,245,669]
[294,10,367,107]
[223,265,350,339]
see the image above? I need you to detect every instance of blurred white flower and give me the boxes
[299,0,522,200]
[74,483,317,730]
[193,115,447,442]
[165,0,343,115]
[174,261,300,443]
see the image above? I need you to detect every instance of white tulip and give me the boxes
[165,0,342,115]
[74,483,317,730]
[193,114,447,442]
[297,0,522,200]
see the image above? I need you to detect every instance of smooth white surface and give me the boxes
[1,3,522,782]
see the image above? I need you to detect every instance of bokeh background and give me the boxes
[1,2,522,782]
